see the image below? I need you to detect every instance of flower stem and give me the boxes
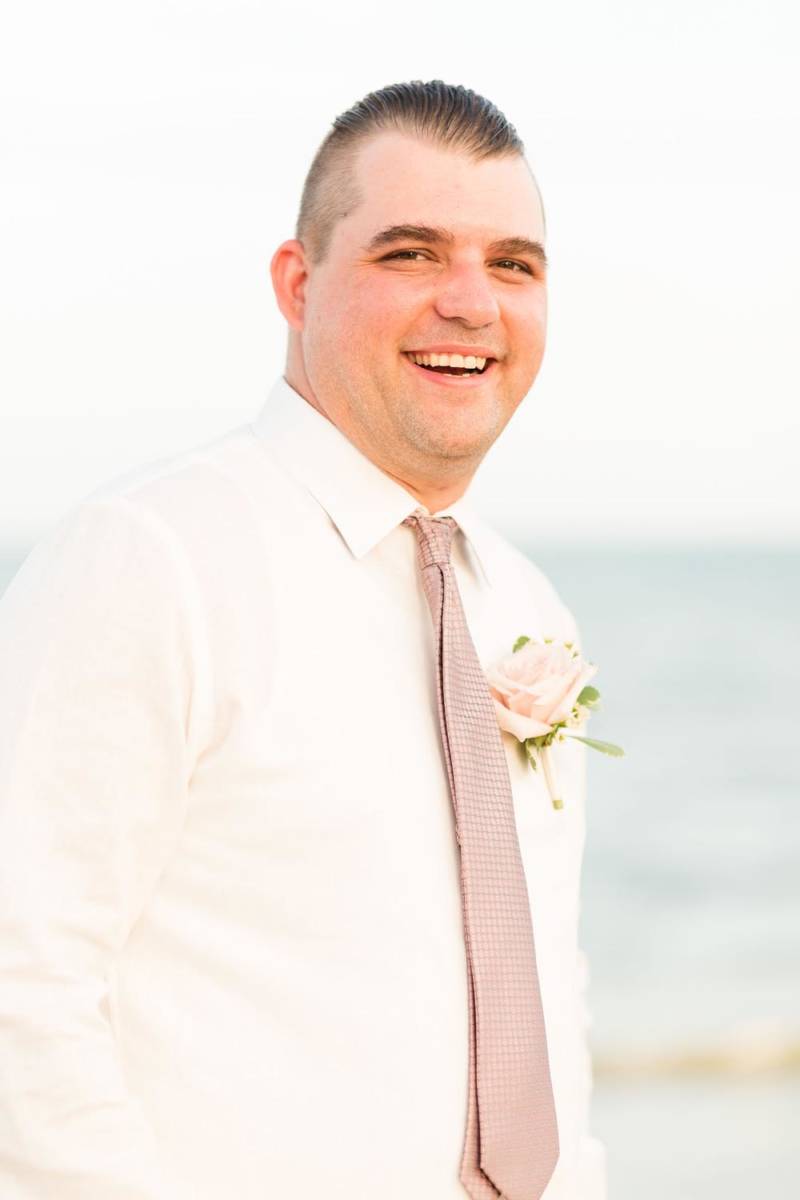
[539,744,564,810]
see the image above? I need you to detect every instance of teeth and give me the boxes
[409,352,488,370]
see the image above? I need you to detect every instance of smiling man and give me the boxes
[0,82,606,1200]
[274,130,549,512]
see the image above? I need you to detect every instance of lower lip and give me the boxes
[401,353,497,388]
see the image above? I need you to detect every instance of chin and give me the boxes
[417,425,496,462]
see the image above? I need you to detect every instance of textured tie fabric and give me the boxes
[403,508,559,1200]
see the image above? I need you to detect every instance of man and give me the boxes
[0,81,606,1199]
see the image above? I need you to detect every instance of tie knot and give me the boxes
[403,508,457,568]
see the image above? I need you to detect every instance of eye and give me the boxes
[381,251,538,274]
[383,249,430,261]
[495,259,533,274]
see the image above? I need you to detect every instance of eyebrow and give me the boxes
[364,223,549,270]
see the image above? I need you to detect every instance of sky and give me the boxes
[1,0,798,547]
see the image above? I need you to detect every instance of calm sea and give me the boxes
[532,543,800,1198]
[2,541,799,1198]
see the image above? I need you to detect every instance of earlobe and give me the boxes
[270,239,308,332]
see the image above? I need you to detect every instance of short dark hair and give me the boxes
[295,80,540,265]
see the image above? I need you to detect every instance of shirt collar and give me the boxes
[250,375,494,586]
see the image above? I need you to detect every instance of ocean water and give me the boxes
[531,543,800,1197]
[2,541,799,1197]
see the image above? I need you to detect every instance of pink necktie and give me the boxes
[403,508,559,1200]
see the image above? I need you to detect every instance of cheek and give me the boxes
[343,277,422,345]
[506,297,547,369]
[512,292,547,341]
[304,288,339,350]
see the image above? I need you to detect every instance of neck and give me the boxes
[282,358,475,515]
[379,470,469,515]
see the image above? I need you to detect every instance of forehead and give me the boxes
[343,130,545,247]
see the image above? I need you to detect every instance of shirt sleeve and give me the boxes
[561,601,609,1199]
[0,496,208,1199]
[573,947,608,1198]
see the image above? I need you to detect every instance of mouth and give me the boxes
[401,350,498,387]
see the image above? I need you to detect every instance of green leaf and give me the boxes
[576,685,601,709]
[564,734,625,757]
[523,739,539,769]
[512,635,530,653]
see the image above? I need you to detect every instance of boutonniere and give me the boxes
[485,635,624,810]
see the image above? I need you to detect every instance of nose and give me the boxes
[433,261,501,327]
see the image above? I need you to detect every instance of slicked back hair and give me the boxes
[294,80,541,266]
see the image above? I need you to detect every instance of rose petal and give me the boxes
[550,663,598,723]
[493,699,553,741]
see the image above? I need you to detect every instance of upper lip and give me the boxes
[403,345,500,359]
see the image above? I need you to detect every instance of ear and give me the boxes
[270,239,309,331]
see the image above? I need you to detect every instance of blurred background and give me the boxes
[2,1,799,1194]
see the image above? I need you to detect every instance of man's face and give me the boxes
[297,131,548,488]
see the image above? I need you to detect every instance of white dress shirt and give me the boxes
[0,375,607,1199]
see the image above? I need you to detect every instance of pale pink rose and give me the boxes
[485,639,598,742]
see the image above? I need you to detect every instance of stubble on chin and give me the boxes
[391,386,505,466]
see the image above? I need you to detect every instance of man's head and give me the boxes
[271,80,548,511]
